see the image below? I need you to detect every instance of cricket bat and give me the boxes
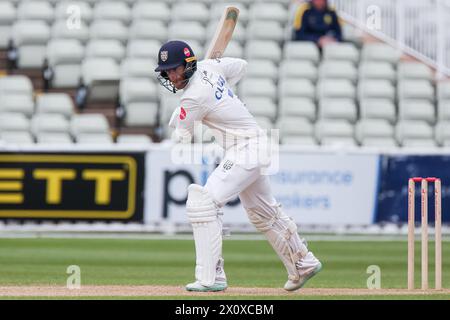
[204,6,240,60]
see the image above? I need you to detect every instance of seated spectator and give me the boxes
[292,0,342,48]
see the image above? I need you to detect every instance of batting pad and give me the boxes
[246,204,308,281]
[186,184,222,287]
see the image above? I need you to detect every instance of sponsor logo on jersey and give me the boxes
[215,75,227,100]
[222,160,234,171]
[179,107,187,120]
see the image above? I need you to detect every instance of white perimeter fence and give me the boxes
[329,0,450,78]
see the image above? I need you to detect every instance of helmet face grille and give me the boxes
[157,73,178,93]
[184,59,197,79]
[156,59,197,94]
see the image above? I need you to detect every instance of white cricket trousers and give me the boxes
[204,155,278,214]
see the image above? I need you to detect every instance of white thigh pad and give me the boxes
[246,204,308,281]
[186,184,222,286]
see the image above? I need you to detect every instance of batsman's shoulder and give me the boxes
[198,58,219,67]
[200,57,247,65]
[180,86,206,108]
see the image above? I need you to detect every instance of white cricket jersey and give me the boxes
[170,58,263,150]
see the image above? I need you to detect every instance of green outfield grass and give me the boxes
[0,237,448,299]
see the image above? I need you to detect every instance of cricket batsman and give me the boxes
[154,40,322,292]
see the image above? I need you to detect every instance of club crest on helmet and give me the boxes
[160,51,168,62]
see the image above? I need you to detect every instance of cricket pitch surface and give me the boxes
[0,285,449,297]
